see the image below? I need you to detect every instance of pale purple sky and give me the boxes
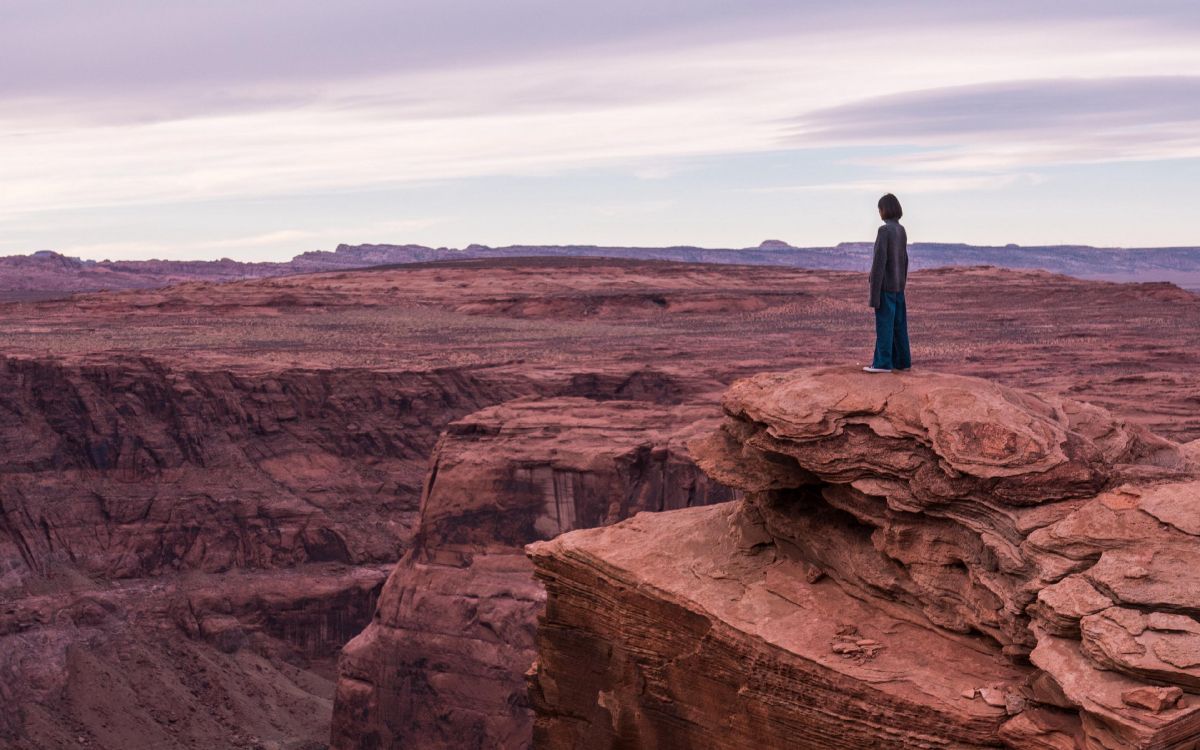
[3,1,1200,259]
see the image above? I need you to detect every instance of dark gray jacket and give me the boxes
[869,219,908,308]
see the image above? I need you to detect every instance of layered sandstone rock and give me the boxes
[0,350,713,748]
[331,397,733,749]
[528,367,1200,749]
[0,357,557,587]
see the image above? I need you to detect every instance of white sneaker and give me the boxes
[862,366,892,373]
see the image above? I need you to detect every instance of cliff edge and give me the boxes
[527,367,1200,749]
[330,397,732,749]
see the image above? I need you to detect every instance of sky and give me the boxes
[3,1,1200,261]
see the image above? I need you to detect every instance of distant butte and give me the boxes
[3,240,1200,300]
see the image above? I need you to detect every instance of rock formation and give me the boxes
[331,397,733,749]
[528,367,1200,749]
[2,258,1199,747]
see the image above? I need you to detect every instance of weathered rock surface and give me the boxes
[331,397,732,749]
[3,258,1199,747]
[528,367,1200,749]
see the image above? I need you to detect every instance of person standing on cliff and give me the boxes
[863,193,911,373]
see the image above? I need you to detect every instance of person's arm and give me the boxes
[868,225,887,308]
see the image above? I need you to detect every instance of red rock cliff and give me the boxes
[527,367,1200,749]
[330,397,733,749]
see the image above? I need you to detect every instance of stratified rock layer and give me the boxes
[528,367,1200,750]
[331,397,732,750]
[0,350,713,749]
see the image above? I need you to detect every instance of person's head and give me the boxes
[877,193,903,221]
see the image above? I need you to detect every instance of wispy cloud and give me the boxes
[55,219,444,260]
[747,173,1046,194]
[791,76,1200,171]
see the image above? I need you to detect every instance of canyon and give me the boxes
[330,398,732,749]
[0,256,1198,748]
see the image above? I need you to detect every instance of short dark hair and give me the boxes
[878,193,903,220]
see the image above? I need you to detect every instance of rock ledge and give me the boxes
[528,367,1200,749]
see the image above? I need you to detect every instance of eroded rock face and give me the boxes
[0,352,713,748]
[0,358,541,587]
[330,397,732,750]
[528,367,1200,749]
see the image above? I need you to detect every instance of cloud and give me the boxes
[4,2,1199,123]
[8,22,1200,221]
[55,219,444,261]
[748,173,1046,194]
[798,76,1200,139]
[792,77,1200,169]
[5,2,1200,256]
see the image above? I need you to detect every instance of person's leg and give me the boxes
[893,291,911,370]
[871,293,896,370]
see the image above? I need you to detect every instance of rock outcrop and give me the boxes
[330,397,733,749]
[528,367,1200,749]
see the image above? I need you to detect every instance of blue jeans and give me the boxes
[872,291,911,370]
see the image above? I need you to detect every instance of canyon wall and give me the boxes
[0,358,534,586]
[528,367,1200,749]
[330,397,734,749]
[0,353,711,749]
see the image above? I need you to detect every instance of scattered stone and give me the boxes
[1122,686,1184,713]
[1004,692,1027,715]
[979,688,1008,708]
[802,561,826,584]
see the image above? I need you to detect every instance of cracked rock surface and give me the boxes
[527,366,1200,749]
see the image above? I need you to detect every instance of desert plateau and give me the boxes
[1,256,1198,749]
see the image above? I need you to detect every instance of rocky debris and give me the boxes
[527,367,1200,749]
[330,398,732,750]
[829,626,884,662]
[1123,687,1185,713]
